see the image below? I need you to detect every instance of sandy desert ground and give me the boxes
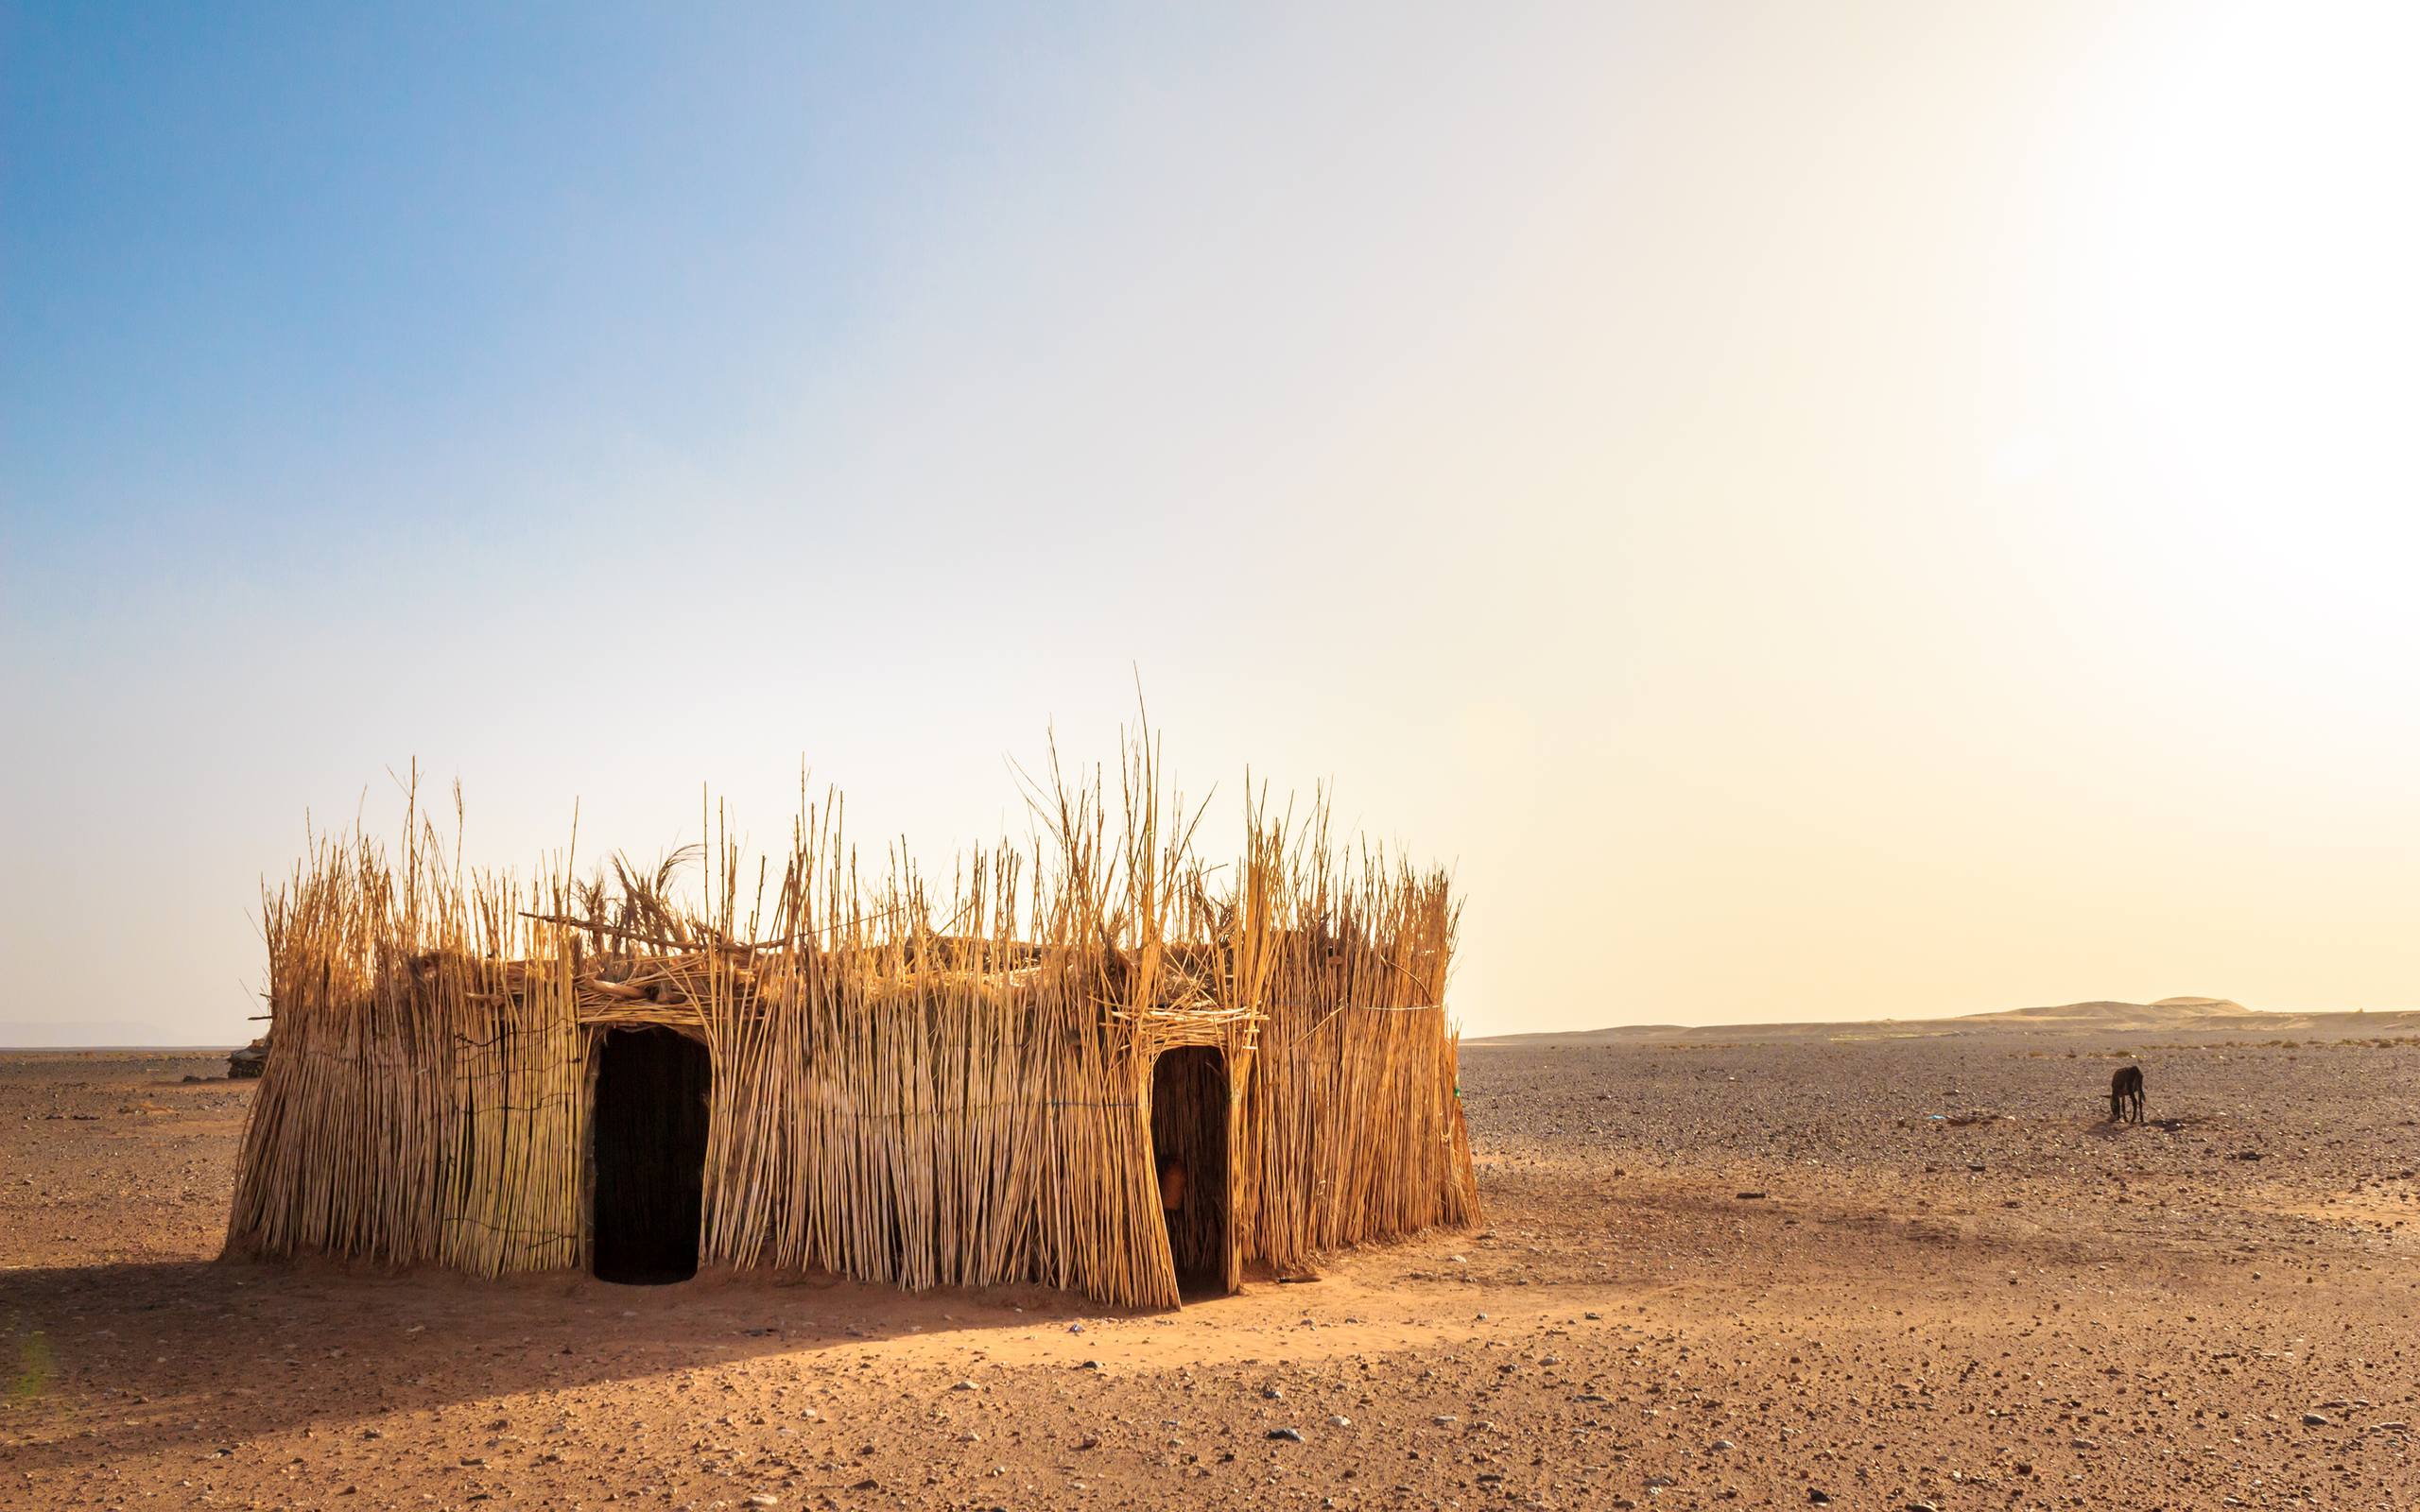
[4,1026,2416,1510]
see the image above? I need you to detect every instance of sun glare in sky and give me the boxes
[1,2,2413,1043]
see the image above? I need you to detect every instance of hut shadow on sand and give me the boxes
[0,1254,1163,1480]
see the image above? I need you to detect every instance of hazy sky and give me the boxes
[4,2,2414,1044]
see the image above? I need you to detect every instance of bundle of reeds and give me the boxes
[226,739,1475,1309]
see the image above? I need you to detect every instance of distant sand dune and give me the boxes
[1474,996,2420,1045]
[0,1020,199,1050]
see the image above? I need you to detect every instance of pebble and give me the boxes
[1268,1427,1305,1442]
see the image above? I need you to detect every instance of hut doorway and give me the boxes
[592,1027,711,1284]
[1150,1046,1230,1296]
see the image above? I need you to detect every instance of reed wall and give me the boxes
[227,754,1475,1309]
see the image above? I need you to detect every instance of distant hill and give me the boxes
[0,1020,210,1050]
[1955,996,2256,1026]
[1471,997,2420,1046]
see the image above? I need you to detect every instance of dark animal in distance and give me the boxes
[2109,1063,2145,1124]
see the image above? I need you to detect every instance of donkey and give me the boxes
[2108,1063,2145,1125]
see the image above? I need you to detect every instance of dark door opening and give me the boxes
[592,1027,711,1284]
[1150,1046,1229,1295]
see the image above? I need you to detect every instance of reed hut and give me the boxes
[226,747,1478,1309]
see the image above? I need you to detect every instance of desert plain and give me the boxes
[4,1002,2416,1511]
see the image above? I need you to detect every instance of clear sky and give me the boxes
[3,2,2414,1044]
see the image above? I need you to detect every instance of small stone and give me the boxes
[2303,1411,2332,1426]
[745,1498,780,1509]
[1327,1415,1351,1428]
[1431,1416,1459,1428]
[1807,1492,1831,1505]
[1262,1385,1284,1400]
[950,1381,977,1392]
[1268,1427,1305,1442]
[1711,1438,1736,1451]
